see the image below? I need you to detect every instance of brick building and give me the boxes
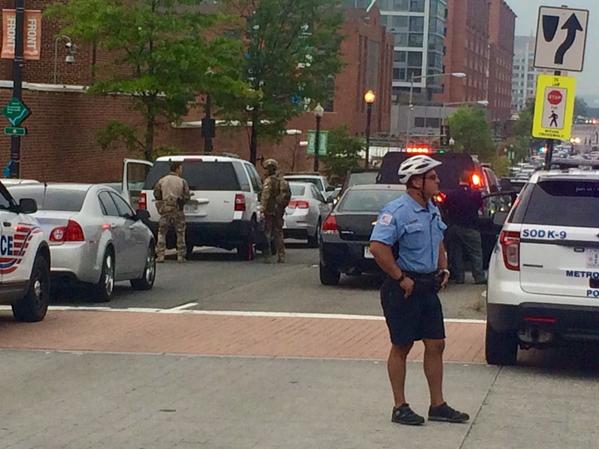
[487,0,516,123]
[0,2,392,182]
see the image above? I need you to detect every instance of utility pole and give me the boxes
[10,0,25,178]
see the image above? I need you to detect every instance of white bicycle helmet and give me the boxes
[397,155,442,184]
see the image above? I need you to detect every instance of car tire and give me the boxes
[319,262,340,286]
[485,322,518,366]
[93,249,115,302]
[307,220,321,248]
[131,244,156,291]
[237,219,257,261]
[12,253,50,323]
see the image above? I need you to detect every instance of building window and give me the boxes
[407,51,422,66]
[410,0,425,12]
[409,16,424,32]
[409,33,423,47]
[394,32,408,46]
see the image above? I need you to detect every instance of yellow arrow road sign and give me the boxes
[532,74,576,141]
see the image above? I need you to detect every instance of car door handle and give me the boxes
[3,222,11,227]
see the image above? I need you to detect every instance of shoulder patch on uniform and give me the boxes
[378,213,394,225]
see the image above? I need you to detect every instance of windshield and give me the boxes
[512,180,599,228]
[338,189,404,213]
[9,187,87,212]
[144,161,240,191]
[348,172,378,187]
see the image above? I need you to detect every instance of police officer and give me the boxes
[154,161,190,263]
[444,169,487,284]
[260,159,289,263]
[370,155,469,426]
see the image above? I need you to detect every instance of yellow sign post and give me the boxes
[532,74,576,141]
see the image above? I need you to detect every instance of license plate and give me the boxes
[587,249,599,268]
[364,246,374,259]
[184,204,198,214]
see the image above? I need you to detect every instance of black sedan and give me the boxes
[319,184,406,285]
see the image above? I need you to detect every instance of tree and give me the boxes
[218,0,344,164]
[447,106,494,159]
[46,0,247,161]
[322,126,363,180]
[574,97,589,118]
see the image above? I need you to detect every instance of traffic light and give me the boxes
[440,125,451,146]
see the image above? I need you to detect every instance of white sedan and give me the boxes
[8,183,156,302]
[283,182,332,247]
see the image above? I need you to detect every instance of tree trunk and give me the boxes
[250,113,258,164]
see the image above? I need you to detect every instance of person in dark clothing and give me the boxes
[444,170,486,284]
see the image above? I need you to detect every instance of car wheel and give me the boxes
[93,249,115,302]
[131,244,156,291]
[237,220,257,261]
[12,254,50,322]
[319,262,340,286]
[307,220,321,248]
[485,322,518,366]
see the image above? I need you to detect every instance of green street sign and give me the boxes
[307,130,328,156]
[4,127,27,136]
[2,98,31,127]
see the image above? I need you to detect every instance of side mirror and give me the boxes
[136,209,151,222]
[493,211,508,226]
[326,195,335,204]
[326,185,335,192]
[19,198,37,214]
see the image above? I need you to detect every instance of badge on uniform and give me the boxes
[378,213,393,226]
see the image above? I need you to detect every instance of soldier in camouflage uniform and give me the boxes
[261,159,290,263]
[154,162,191,263]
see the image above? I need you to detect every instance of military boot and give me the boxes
[156,255,165,263]
[277,254,285,264]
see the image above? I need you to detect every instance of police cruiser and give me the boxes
[0,180,50,322]
[486,170,599,365]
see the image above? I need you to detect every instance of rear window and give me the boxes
[338,189,404,213]
[347,172,378,187]
[143,161,241,191]
[290,184,305,196]
[9,187,87,212]
[512,180,599,228]
[286,177,323,191]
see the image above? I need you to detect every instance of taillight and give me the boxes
[499,230,520,271]
[288,200,309,209]
[322,214,338,235]
[434,192,446,204]
[50,220,85,242]
[235,193,246,211]
[138,192,147,210]
[471,173,484,188]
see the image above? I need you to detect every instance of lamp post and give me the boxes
[313,103,324,172]
[53,35,76,84]
[364,90,376,168]
[9,0,25,178]
[407,72,466,145]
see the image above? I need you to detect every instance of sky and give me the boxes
[506,0,598,104]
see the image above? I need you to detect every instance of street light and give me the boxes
[407,72,467,144]
[53,35,76,84]
[313,103,324,172]
[364,90,376,168]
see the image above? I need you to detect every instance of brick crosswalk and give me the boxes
[0,309,487,363]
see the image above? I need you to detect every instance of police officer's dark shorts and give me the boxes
[380,275,446,346]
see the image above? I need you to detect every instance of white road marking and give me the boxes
[164,302,199,311]
[0,305,486,323]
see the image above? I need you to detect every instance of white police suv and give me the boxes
[486,170,599,365]
[0,181,50,322]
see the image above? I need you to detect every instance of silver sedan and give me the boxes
[8,183,156,302]
[283,182,332,247]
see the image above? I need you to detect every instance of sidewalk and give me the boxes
[0,309,486,363]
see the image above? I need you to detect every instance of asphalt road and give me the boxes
[51,242,486,319]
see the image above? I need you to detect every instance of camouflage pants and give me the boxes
[264,214,285,259]
[156,210,186,258]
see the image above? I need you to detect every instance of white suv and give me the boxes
[0,181,51,322]
[122,155,263,260]
[486,170,599,365]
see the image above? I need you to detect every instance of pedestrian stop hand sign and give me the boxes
[532,74,576,141]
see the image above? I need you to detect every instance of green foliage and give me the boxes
[488,155,511,177]
[97,121,143,153]
[448,106,494,159]
[322,126,363,179]
[46,0,247,161]
[217,0,345,162]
